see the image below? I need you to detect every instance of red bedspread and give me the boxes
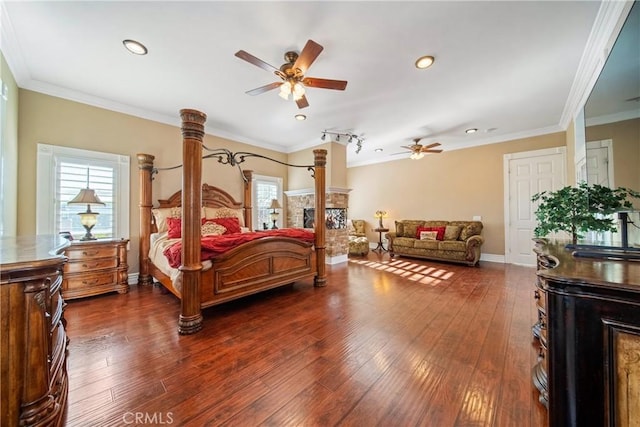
[163,228,315,268]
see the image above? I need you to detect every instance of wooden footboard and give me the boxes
[200,237,316,308]
[149,237,316,308]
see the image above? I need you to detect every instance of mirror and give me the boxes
[582,1,640,248]
[583,1,639,191]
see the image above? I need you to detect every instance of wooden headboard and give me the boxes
[157,183,243,209]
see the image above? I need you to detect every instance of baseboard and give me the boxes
[326,254,348,265]
[480,253,505,263]
[127,272,139,285]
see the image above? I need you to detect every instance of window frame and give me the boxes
[36,143,130,239]
[252,174,283,230]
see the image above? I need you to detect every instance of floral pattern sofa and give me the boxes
[386,220,484,266]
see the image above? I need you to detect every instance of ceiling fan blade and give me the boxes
[421,142,441,149]
[235,50,279,74]
[400,145,418,151]
[245,82,282,96]
[421,149,443,153]
[295,95,309,109]
[293,40,324,74]
[302,77,348,91]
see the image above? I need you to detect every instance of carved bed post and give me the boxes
[178,109,206,335]
[242,169,253,231]
[137,153,155,286]
[313,149,327,287]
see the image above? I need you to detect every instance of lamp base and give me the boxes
[80,225,97,241]
[271,219,278,230]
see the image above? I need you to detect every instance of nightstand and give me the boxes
[63,238,129,299]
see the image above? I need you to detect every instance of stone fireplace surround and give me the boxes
[285,187,351,264]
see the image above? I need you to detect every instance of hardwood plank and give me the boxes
[64,254,547,426]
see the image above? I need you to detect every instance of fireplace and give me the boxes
[303,208,347,230]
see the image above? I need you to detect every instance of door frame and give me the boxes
[503,146,567,265]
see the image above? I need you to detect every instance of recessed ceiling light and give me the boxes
[415,55,435,69]
[294,114,306,121]
[465,128,478,134]
[374,148,383,153]
[123,39,148,55]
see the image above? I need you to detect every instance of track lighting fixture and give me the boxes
[320,130,365,154]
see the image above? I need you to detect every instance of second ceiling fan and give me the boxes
[235,39,348,109]
[401,138,443,160]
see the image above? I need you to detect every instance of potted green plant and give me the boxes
[531,182,640,245]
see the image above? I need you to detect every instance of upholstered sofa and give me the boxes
[386,220,484,266]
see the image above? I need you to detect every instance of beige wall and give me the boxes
[17,90,288,273]
[1,52,19,236]
[287,141,347,189]
[347,132,566,256]
[586,118,640,190]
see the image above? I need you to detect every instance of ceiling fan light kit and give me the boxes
[235,39,347,109]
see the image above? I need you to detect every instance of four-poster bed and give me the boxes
[137,109,327,334]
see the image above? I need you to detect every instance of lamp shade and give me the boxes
[68,188,105,206]
[269,199,282,210]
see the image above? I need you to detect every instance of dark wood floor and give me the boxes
[64,252,548,426]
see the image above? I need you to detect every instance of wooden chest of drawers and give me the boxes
[63,239,129,299]
[1,235,70,426]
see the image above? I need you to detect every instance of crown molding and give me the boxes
[559,0,635,130]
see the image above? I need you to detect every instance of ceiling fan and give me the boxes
[234,39,348,109]
[400,138,443,160]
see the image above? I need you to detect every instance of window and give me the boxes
[252,174,283,230]
[36,144,130,240]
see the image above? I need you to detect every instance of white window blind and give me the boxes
[252,175,282,230]
[58,162,115,238]
[37,144,130,240]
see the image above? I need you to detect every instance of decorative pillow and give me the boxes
[402,220,426,238]
[152,207,182,233]
[201,222,227,236]
[395,221,405,237]
[166,217,182,239]
[167,217,229,238]
[444,225,462,241]
[204,207,245,227]
[209,217,241,234]
[419,231,438,241]
[416,226,445,241]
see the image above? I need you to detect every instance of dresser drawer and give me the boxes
[65,272,117,291]
[64,257,117,273]
[65,246,117,260]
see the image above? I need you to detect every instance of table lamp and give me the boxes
[269,199,282,229]
[68,188,105,240]
[374,210,388,228]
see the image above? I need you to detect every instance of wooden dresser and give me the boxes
[63,238,129,299]
[0,235,70,427]
[533,240,640,427]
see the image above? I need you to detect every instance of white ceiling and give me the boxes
[2,1,604,167]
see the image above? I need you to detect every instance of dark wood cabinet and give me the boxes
[1,235,70,427]
[533,240,640,426]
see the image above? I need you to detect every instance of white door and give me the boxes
[504,148,566,265]
[586,140,613,187]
